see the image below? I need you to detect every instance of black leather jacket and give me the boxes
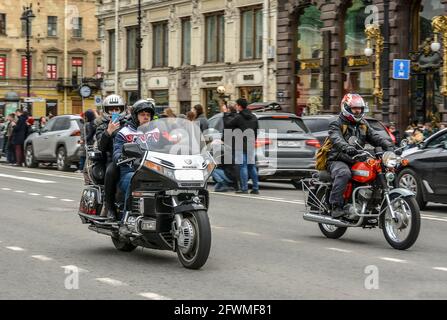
[328,114,393,165]
[94,114,130,162]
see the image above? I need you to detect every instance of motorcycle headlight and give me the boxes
[382,151,398,168]
[203,157,215,180]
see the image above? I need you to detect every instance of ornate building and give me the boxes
[0,0,101,117]
[97,0,278,117]
[276,0,447,129]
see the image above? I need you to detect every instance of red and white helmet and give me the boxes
[341,93,367,123]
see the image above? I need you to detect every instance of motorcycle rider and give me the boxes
[95,94,129,218]
[327,93,393,218]
[113,99,155,222]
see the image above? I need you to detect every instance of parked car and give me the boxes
[301,115,396,146]
[24,115,83,171]
[205,111,320,188]
[397,128,447,209]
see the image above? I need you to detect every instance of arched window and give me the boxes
[343,0,374,113]
[296,5,323,115]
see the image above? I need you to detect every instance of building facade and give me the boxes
[0,0,101,118]
[276,0,447,130]
[98,0,278,117]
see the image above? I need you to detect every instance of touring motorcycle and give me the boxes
[78,118,215,269]
[302,137,420,250]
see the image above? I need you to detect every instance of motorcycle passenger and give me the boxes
[113,100,155,221]
[327,93,393,218]
[95,94,128,218]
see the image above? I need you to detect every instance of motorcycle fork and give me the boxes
[378,172,398,221]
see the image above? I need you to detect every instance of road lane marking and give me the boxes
[211,226,225,229]
[138,292,171,300]
[326,247,352,253]
[433,267,447,272]
[0,173,55,184]
[421,216,447,223]
[6,246,25,251]
[280,239,301,244]
[18,170,83,180]
[14,190,25,193]
[31,255,53,261]
[240,231,260,236]
[29,193,40,196]
[61,265,89,273]
[96,278,127,287]
[1,188,11,191]
[60,199,74,202]
[209,191,304,204]
[379,257,407,263]
[44,196,57,199]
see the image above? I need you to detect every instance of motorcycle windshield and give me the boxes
[136,118,207,156]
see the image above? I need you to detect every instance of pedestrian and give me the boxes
[163,107,177,118]
[423,122,434,139]
[186,111,196,122]
[4,113,16,164]
[77,109,97,173]
[192,104,208,132]
[222,101,241,191]
[225,98,259,194]
[388,123,400,146]
[211,140,236,192]
[408,127,424,147]
[38,116,47,131]
[11,109,28,167]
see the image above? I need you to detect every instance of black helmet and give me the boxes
[131,99,155,126]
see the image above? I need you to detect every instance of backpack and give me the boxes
[315,124,367,171]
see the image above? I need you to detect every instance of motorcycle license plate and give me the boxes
[278,141,301,147]
[174,170,204,181]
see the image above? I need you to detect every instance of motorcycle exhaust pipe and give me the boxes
[303,212,364,228]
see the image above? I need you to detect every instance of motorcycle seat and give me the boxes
[318,170,332,182]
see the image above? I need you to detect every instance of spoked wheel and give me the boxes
[111,235,137,252]
[57,147,70,171]
[397,168,427,210]
[382,194,420,250]
[25,145,38,168]
[315,185,347,239]
[176,210,211,270]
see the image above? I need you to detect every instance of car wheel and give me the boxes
[25,145,38,168]
[397,168,427,210]
[57,147,70,171]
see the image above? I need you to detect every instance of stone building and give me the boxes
[0,0,101,117]
[276,0,447,129]
[97,0,278,117]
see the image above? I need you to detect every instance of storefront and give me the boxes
[150,89,169,114]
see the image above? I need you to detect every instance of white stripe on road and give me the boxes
[240,231,260,236]
[379,257,407,263]
[61,265,89,273]
[211,226,225,229]
[6,246,25,251]
[1,188,11,191]
[29,193,40,196]
[209,191,304,204]
[14,190,25,193]
[326,247,352,253]
[44,196,57,199]
[18,170,83,180]
[433,267,447,272]
[31,255,53,262]
[60,199,74,202]
[280,239,301,244]
[0,173,55,184]
[138,292,171,300]
[96,278,127,287]
[421,216,447,223]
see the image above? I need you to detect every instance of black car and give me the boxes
[302,115,396,146]
[397,128,447,209]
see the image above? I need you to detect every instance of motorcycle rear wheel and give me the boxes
[176,210,211,270]
[315,186,348,239]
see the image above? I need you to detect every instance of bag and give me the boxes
[315,124,368,170]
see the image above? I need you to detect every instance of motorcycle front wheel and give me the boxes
[176,210,211,270]
[381,194,420,250]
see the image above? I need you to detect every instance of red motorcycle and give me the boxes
[302,138,420,250]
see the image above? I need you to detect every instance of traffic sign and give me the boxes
[94,95,102,106]
[24,97,45,103]
[393,59,411,80]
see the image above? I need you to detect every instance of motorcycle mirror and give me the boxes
[400,139,408,148]
[123,143,143,158]
[348,136,358,146]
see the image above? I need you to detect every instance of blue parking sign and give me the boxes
[393,59,411,80]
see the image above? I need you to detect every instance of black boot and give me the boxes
[331,203,346,218]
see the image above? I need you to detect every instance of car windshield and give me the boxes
[258,117,308,133]
[136,118,206,155]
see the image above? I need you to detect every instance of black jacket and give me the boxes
[225,109,258,153]
[328,115,393,165]
[11,113,28,145]
[95,114,130,162]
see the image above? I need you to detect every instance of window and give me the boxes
[182,18,191,65]
[48,16,57,37]
[98,20,104,39]
[258,118,307,134]
[302,118,331,133]
[46,56,57,79]
[426,132,447,149]
[241,7,263,60]
[108,30,115,71]
[53,118,71,131]
[71,57,83,83]
[21,56,31,78]
[126,27,138,70]
[96,57,102,78]
[21,19,32,37]
[46,100,58,117]
[0,14,6,35]
[239,87,263,104]
[72,17,82,38]
[0,55,6,79]
[205,13,225,63]
[153,22,168,67]
[151,90,169,108]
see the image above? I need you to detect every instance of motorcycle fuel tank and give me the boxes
[351,162,376,183]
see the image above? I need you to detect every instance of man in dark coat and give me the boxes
[11,109,28,167]
[327,93,394,218]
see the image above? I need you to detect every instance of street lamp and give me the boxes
[431,16,447,97]
[136,0,143,100]
[20,4,35,114]
[365,24,384,106]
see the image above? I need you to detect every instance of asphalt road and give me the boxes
[1,163,447,300]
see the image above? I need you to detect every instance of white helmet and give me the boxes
[102,94,126,117]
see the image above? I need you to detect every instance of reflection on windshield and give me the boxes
[136,118,207,155]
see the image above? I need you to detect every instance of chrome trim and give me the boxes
[303,212,364,228]
[422,180,434,194]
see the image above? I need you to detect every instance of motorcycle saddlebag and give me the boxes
[79,186,102,216]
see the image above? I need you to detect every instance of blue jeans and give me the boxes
[118,171,133,221]
[212,168,233,190]
[237,152,259,192]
